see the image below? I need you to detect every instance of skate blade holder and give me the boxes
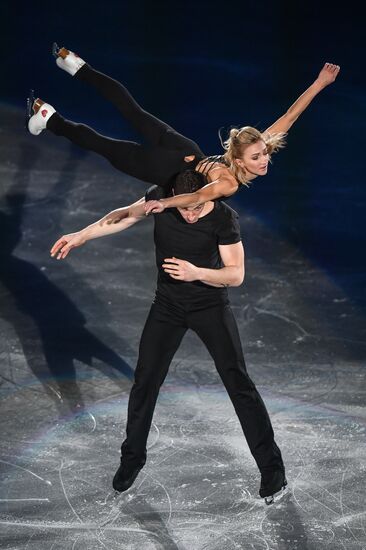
[264,483,289,505]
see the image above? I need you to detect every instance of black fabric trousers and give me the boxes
[121,295,284,475]
[46,64,203,185]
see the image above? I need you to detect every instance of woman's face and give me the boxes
[236,140,269,178]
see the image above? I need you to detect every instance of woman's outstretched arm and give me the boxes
[144,174,238,214]
[50,197,146,260]
[265,62,340,135]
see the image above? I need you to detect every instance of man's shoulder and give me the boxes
[214,200,239,222]
[145,185,167,202]
[213,200,241,245]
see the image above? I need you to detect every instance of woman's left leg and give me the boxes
[75,63,203,154]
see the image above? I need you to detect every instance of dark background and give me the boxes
[2,0,365,306]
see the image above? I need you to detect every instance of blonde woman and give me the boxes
[27,45,339,221]
[144,62,340,215]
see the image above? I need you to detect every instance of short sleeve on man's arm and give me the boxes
[145,185,167,202]
[217,206,242,245]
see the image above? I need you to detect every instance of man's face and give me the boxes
[177,204,205,224]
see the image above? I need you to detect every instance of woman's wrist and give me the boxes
[312,79,327,92]
[160,197,172,207]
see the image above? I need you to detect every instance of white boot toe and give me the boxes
[56,51,86,76]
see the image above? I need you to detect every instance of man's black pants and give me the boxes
[121,294,284,474]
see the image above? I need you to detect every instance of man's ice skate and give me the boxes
[259,469,288,505]
[112,461,142,493]
[26,90,56,136]
[53,42,86,76]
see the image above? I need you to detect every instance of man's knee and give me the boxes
[133,363,165,391]
[218,361,256,391]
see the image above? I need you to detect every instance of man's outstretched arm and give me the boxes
[50,197,146,260]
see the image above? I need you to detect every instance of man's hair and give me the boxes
[172,170,207,196]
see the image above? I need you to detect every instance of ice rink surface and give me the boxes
[0,106,365,549]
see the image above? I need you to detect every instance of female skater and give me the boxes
[27,45,340,220]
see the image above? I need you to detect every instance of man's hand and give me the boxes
[144,200,165,215]
[162,257,200,282]
[50,232,87,260]
[316,62,340,88]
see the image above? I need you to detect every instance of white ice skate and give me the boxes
[53,42,86,76]
[27,91,55,136]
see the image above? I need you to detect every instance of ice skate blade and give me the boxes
[25,89,35,128]
[52,42,59,58]
[264,483,289,505]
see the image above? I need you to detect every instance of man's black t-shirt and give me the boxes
[146,186,242,307]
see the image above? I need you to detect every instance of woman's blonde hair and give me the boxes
[221,126,287,186]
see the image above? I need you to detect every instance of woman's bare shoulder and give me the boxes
[209,164,236,187]
[196,156,232,179]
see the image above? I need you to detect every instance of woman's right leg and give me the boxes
[46,111,145,176]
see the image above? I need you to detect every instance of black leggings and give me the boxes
[121,297,284,475]
[47,64,204,187]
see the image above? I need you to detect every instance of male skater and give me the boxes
[51,171,287,504]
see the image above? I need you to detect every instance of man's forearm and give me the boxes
[197,265,244,287]
[80,211,133,241]
[79,200,146,242]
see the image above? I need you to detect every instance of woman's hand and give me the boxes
[50,232,87,260]
[162,257,200,282]
[144,200,166,215]
[316,62,340,88]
